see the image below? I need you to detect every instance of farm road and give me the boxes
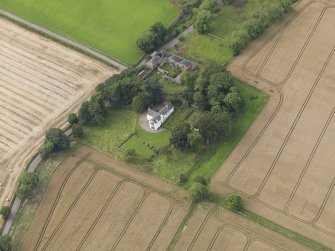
[0,9,128,71]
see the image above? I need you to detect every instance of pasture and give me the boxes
[0,18,115,207]
[21,146,190,251]
[211,0,335,248]
[0,0,178,65]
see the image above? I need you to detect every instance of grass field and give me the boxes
[80,109,137,159]
[0,0,178,65]
[177,0,269,65]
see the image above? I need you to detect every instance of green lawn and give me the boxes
[80,109,137,159]
[0,0,178,65]
[122,135,154,159]
[177,0,269,65]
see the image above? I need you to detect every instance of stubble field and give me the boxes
[175,203,308,251]
[0,18,115,207]
[211,0,335,248]
[22,146,191,251]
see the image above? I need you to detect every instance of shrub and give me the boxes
[125,149,136,163]
[179,173,188,184]
[226,194,243,211]
[39,140,55,160]
[68,113,79,125]
[194,176,207,185]
[0,206,11,220]
[189,183,208,202]
[0,236,11,251]
[16,172,39,201]
[72,124,83,138]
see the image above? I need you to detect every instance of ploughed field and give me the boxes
[0,18,115,206]
[22,146,191,251]
[211,0,335,248]
[0,0,178,65]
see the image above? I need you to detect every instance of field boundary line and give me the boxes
[0,9,128,70]
[40,169,98,251]
[33,153,91,250]
[75,179,136,250]
[284,104,335,213]
[146,199,175,251]
[110,190,148,251]
[256,6,335,86]
[253,46,335,197]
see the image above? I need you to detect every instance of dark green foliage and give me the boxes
[78,101,91,125]
[195,117,220,144]
[211,106,234,137]
[194,176,207,185]
[132,95,146,113]
[229,0,293,55]
[45,128,69,151]
[181,0,202,15]
[72,124,83,138]
[224,92,243,111]
[179,173,188,185]
[0,236,11,251]
[195,10,212,34]
[0,206,11,220]
[137,22,167,53]
[226,194,243,211]
[189,183,208,202]
[187,131,203,151]
[68,113,79,125]
[169,95,183,107]
[39,140,55,160]
[16,172,39,201]
[170,123,191,150]
[125,149,136,163]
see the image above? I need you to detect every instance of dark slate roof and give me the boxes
[148,108,159,118]
[158,104,174,116]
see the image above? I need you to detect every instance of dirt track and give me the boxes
[21,146,190,251]
[0,18,116,207]
[211,0,335,248]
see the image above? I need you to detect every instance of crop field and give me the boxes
[211,0,335,248]
[0,0,178,65]
[0,18,115,207]
[175,203,307,251]
[22,146,190,251]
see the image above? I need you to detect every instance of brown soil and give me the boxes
[0,18,117,207]
[21,146,190,251]
[211,0,335,248]
[174,203,308,251]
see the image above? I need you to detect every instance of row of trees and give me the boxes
[137,23,168,53]
[229,0,293,55]
[78,69,163,125]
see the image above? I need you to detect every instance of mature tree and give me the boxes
[195,117,220,144]
[45,128,69,151]
[224,92,243,111]
[211,106,234,137]
[140,78,164,106]
[137,22,167,53]
[194,10,212,34]
[68,113,79,125]
[209,72,233,93]
[88,99,106,125]
[193,91,208,110]
[169,95,182,107]
[17,172,39,201]
[132,95,146,113]
[226,194,243,211]
[187,131,203,151]
[179,173,188,185]
[72,124,83,138]
[170,123,191,150]
[189,183,208,202]
[229,29,251,55]
[39,140,55,160]
[78,101,91,125]
[0,206,11,220]
[0,236,11,251]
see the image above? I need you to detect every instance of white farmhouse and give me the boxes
[147,104,174,130]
